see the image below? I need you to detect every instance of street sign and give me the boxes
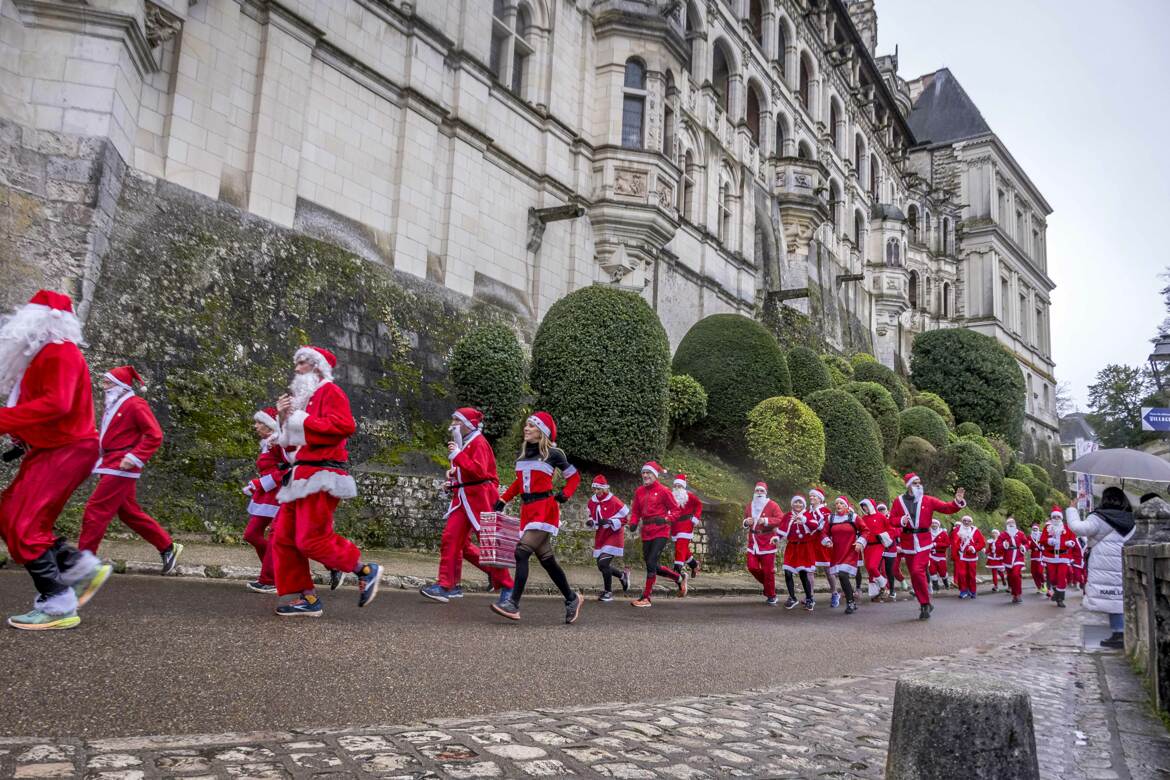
[1141,407,1170,432]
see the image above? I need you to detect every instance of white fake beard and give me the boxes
[289,372,321,411]
[673,487,688,506]
[750,495,766,517]
[1031,531,1041,542]
[449,425,464,450]
[958,525,975,542]
[103,387,129,409]
[0,304,83,399]
[1049,521,1064,537]
[911,485,924,500]
[1005,525,1017,536]
[930,526,941,536]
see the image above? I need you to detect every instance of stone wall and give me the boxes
[1122,500,1170,716]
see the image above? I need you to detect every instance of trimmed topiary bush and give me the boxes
[531,286,670,471]
[1026,463,1052,486]
[745,396,826,494]
[850,352,878,369]
[910,328,1026,445]
[805,389,888,502]
[788,346,833,399]
[940,439,1004,511]
[1008,462,1032,482]
[821,353,854,386]
[955,421,983,438]
[913,392,955,428]
[673,314,791,454]
[960,434,1003,473]
[986,433,1015,472]
[1047,488,1071,510]
[449,323,527,443]
[843,381,900,462]
[668,374,708,445]
[899,406,949,448]
[1002,477,1040,521]
[1022,476,1048,507]
[854,360,908,409]
[894,435,937,479]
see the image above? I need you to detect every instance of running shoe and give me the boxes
[74,562,113,608]
[329,570,346,590]
[491,599,520,620]
[419,583,450,603]
[247,581,277,594]
[677,571,689,598]
[447,586,464,599]
[785,597,799,610]
[631,598,652,608]
[160,542,184,575]
[830,591,841,609]
[565,592,582,624]
[619,568,630,593]
[7,609,80,630]
[356,563,382,608]
[765,596,778,606]
[845,601,857,615]
[275,597,322,617]
[804,598,815,612]
[688,559,700,579]
[598,591,614,602]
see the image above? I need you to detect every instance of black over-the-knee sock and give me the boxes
[539,555,574,601]
[597,555,615,592]
[512,546,532,604]
[838,572,855,603]
[785,571,797,599]
[799,570,814,600]
[884,557,896,592]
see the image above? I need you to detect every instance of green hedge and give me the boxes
[898,406,949,448]
[821,353,854,386]
[913,392,955,428]
[850,352,879,369]
[805,389,888,502]
[745,396,826,495]
[843,381,900,461]
[1022,475,1049,507]
[668,374,708,443]
[987,433,1015,472]
[940,439,1004,511]
[673,314,791,454]
[854,360,908,409]
[788,346,833,399]
[1026,463,1052,486]
[910,328,1026,446]
[955,421,982,438]
[894,435,937,479]
[961,434,1003,472]
[1007,462,1032,482]
[449,323,527,443]
[531,286,670,471]
[1002,477,1042,524]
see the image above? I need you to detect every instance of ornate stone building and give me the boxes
[0,0,1057,451]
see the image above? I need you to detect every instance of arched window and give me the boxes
[828,179,841,230]
[681,150,695,221]
[776,19,788,77]
[511,6,532,94]
[908,269,918,306]
[886,239,901,267]
[748,0,763,47]
[853,210,865,249]
[942,282,951,318]
[621,58,647,148]
[854,134,865,177]
[798,53,813,111]
[663,71,676,159]
[829,99,842,155]
[869,154,879,200]
[797,139,813,160]
[907,204,919,243]
[684,4,698,77]
[942,216,952,254]
[712,43,732,113]
[490,0,508,82]
[746,84,762,145]
[775,115,786,157]
[718,176,733,244]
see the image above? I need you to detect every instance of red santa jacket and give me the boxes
[880,513,901,557]
[500,443,580,535]
[1027,532,1045,562]
[278,380,357,502]
[246,438,286,518]
[994,528,1029,568]
[858,512,888,546]
[985,535,1005,568]
[744,498,783,555]
[1069,538,1085,569]
[928,527,951,560]
[629,480,678,541]
[823,512,862,571]
[445,430,498,531]
[890,493,966,553]
[670,490,704,540]
[587,492,629,557]
[951,526,985,562]
[1039,523,1079,564]
[810,504,831,562]
[94,392,162,479]
[0,341,97,450]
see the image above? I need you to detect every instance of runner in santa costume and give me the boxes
[241,406,284,593]
[586,475,630,602]
[1069,535,1087,590]
[807,487,840,607]
[272,346,382,616]
[490,412,582,622]
[889,473,966,620]
[927,519,951,592]
[857,499,889,601]
[985,528,1005,592]
[781,495,818,610]
[952,515,985,599]
[1040,506,1078,608]
[994,516,1028,604]
[420,407,514,605]
[878,501,903,601]
[743,482,782,605]
[822,496,863,614]
[627,461,686,607]
[1027,523,1047,594]
[669,474,703,579]
[78,365,181,572]
[0,290,112,630]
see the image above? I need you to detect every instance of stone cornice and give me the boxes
[13,0,158,76]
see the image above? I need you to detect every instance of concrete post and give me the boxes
[885,672,1039,780]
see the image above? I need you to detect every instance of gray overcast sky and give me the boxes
[876,0,1170,409]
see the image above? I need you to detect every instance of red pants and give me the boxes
[863,545,885,582]
[955,560,978,594]
[1072,566,1086,587]
[437,512,513,591]
[990,567,1004,588]
[673,537,694,568]
[1006,566,1023,597]
[1046,562,1069,594]
[0,439,98,565]
[902,549,931,605]
[928,557,949,579]
[272,491,361,596]
[1030,560,1046,589]
[243,514,276,585]
[79,475,172,553]
[747,552,776,598]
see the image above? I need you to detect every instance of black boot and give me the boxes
[1100,631,1124,649]
[26,549,70,602]
[918,603,932,620]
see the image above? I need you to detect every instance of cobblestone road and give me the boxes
[2,611,1166,779]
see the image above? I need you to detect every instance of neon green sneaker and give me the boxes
[74,563,113,608]
[7,609,81,631]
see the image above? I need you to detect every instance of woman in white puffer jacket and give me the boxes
[1066,487,1135,649]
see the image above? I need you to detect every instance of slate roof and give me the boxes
[1059,413,1098,446]
[908,68,992,145]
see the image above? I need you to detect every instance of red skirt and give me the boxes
[783,539,818,572]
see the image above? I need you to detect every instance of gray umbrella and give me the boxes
[1065,448,1170,482]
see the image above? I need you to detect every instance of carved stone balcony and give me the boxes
[773,157,829,255]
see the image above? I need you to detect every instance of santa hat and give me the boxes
[791,494,807,506]
[1050,505,1063,519]
[528,411,557,442]
[254,406,279,431]
[904,473,921,488]
[641,461,664,477]
[754,481,768,493]
[452,407,483,430]
[591,475,609,490]
[28,289,74,313]
[960,514,974,523]
[859,498,876,515]
[104,365,145,392]
[808,487,825,502]
[673,474,687,488]
[834,495,850,507]
[876,502,888,512]
[294,345,337,379]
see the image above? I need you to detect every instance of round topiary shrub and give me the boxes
[894,435,937,479]
[898,406,949,448]
[850,352,878,369]
[1047,488,1071,510]
[1008,462,1032,482]
[1002,477,1040,520]
[910,328,1026,445]
[820,353,854,386]
[668,374,708,444]
[843,381,900,462]
[1026,463,1052,486]
[805,389,888,502]
[449,323,527,443]
[960,434,1003,472]
[986,433,1015,472]
[745,396,826,494]
[913,392,955,428]
[531,286,670,471]
[788,346,832,399]
[673,314,791,454]
[854,360,908,409]
[940,439,1004,511]
[955,421,983,438]
[1022,475,1048,507]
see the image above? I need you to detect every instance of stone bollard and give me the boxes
[885,672,1039,780]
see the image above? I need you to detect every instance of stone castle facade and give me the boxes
[0,0,1059,455]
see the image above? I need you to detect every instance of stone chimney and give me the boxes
[847,0,877,56]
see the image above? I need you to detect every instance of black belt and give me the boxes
[908,528,931,534]
[451,478,494,490]
[283,459,348,485]
[676,514,694,522]
[521,491,553,504]
[641,516,669,526]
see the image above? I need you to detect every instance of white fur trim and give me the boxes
[527,415,551,440]
[294,346,334,379]
[452,410,477,430]
[247,501,281,517]
[35,588,79,616]
[672,531,695,540]
[103,371,132,391]
[868,581,880,597]
[123,452,144,468]
[808,488,825,501]
[259,473,278,492]
[829,563,858,576]
[593,544,624,558]
[276,469,357,503]
[673,478,686,487]
[782,563,816,573]
[254,411,279,431]
[58,550,100,586]
[280,410,308,447]
[93,468,141,479]
[523,521,560,536]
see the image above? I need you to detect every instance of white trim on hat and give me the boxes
[453,410,478,430]
[103,371,132,391]
[640,463,660,476]
[254,410,279,431]
[673,477,687,487]
[294,346,333,379]
[527,414,551,440]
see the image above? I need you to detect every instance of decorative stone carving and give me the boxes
[614,169,647,199]
[145,2,182,49]
[774,157,829,255]
[656,182,675,211]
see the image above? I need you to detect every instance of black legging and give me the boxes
[784,570,814,600]
[884,556,898,593]
[642,537,678,580]
[512,546,573,604]
[597,554,624,592]
[837,572,855,604]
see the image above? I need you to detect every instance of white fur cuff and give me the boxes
[124,452,144,468]
[280,410,309,447]
[58,550,100,586]
[35,588,79,616]
[276,469,358,503]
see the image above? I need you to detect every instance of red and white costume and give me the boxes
[857,499,888,595]
[889,473,966,606]
[500,418,580,536]
[823,506,863,577]
[78,366,172,554]
[782,506,820,574]
[628,476,677,542]
[669,474,703,569]
[744,484,782,599]
[273,347,362,596]
[985,530,1005,589]
[242,407,284,586]
[588,487,629,558]
[928,523,951,585]
[1069,536,1086,589]
[951,521,985,595]
[1040,509,1078,602]
[436,407,513,592]
[994,525,1028,599]
[1027,526,1047,591]
[808,488,831,570]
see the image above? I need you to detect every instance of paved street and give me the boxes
[3,569,1074,740]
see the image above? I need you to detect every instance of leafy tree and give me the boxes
[1086,364,1153,448]
[449,324,526,443]
[788,346,833,399]
[668,374,708,446]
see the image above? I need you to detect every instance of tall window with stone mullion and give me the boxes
[490,0,532,97]
[622,59,647,149]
